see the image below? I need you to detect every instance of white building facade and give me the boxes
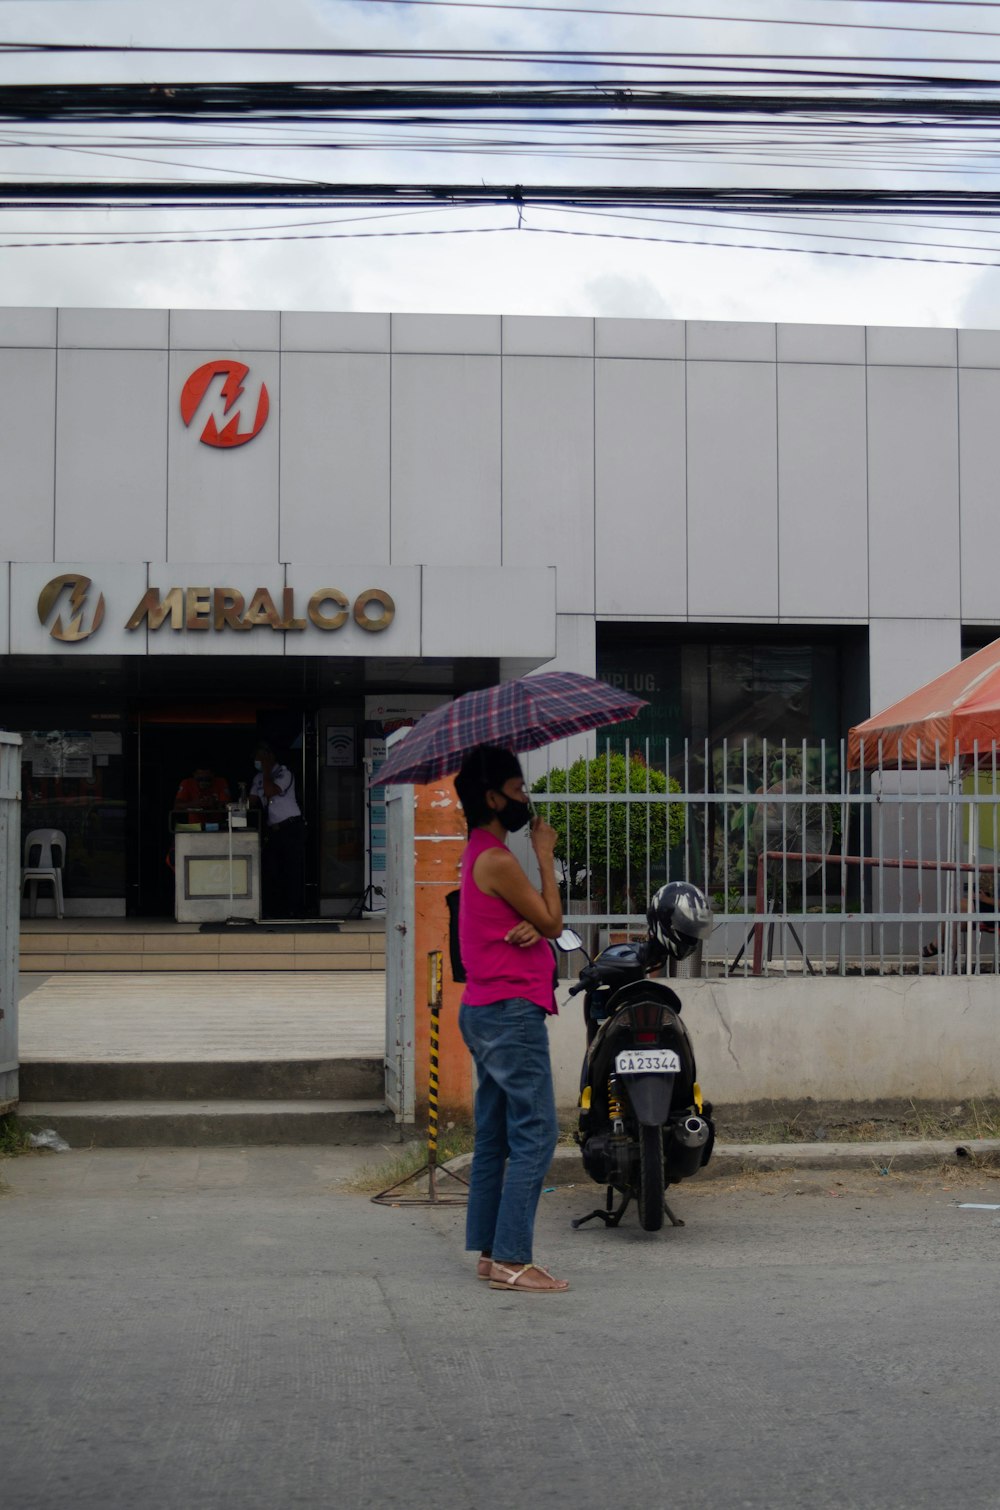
[1,306,997,915]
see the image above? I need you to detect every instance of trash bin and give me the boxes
[670,941,704,979]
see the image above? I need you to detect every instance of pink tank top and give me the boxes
[459,828,557,1014]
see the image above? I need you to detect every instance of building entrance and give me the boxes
[5,653,489,920]
[134,710,264,917]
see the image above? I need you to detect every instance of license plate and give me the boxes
[615,1049,680,1074]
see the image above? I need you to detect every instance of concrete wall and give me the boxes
[546,975,1000,1111]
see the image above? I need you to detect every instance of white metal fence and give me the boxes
[530,737,1000,977]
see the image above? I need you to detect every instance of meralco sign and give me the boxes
[125,585,394,634]
[37,573,395,644]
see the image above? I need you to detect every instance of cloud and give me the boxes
[581,272,673,319]
[0,1,997,329]
[959,269,1000,331]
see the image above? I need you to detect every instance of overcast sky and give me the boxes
[2,0,1000,328]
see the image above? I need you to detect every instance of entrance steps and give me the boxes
[16,970,394,1148]
[19,919,386,973]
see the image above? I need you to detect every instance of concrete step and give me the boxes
[18,1099,394,1148]
[19,1056,384,1103]
[19,924,387,973]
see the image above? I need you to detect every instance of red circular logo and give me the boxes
[180,359,270,448]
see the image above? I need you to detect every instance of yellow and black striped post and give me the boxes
[371,948,467,1206]
[426,948,443,1188]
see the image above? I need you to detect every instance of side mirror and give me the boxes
[554,928,584,953]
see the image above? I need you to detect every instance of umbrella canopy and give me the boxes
[848,637,1000,770]
[371,671,648,786]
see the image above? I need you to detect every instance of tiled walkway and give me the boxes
[16,971,386,1062]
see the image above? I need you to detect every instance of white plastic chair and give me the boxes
[21,828,66,918]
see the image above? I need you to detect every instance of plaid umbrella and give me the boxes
[371,671,648,786]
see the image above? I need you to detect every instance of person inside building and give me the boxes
[453,744,568,1294]
[173,766,231,819]
[249,742,304,918]
[922,869,996,960]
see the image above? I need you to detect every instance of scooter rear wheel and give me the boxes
[637,1124,665,1231]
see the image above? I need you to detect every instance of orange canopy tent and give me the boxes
[848,637,1000,770]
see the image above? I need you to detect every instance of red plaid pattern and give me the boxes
[371,672,648,787]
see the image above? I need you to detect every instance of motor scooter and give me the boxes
[556,930,715,1232]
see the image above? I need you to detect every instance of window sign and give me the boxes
[325,726,356,768]
[24,731,95,779]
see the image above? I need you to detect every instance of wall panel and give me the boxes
[958,368,1000,622]
[55,350,168,561]
[595,358,686,616]
[0,350,56,560]
[778,363,868,620]
[390,355,500,567]
[501,356,594,613]
[686,361,778,618]
[280,353,390,564]
[867,367,959,618]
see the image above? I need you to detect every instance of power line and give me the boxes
[7,198,1000,252]
[5,51,1000,79]
[3,212,1000,270]
[10,82,1000,128]
[7,78,1000,196]
[9,181,1000,213]
[0,223,514,249]
[357,0,1000,41]
[4,41,1000,276]
[521,217,1000,264]
[556,202,1000,253]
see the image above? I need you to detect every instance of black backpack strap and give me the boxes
[445,889,466,983]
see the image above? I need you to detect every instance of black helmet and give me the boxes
[647,882,713,960]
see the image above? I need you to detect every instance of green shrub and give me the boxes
[531,752,683,910]
[0,1113,31,1158]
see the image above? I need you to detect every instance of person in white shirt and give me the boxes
[249,742,304,918]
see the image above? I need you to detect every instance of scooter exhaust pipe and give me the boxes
[675,1115,710,1149]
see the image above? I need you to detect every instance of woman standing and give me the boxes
[454,745,569,1294]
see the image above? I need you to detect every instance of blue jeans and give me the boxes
[459,998,559,1265]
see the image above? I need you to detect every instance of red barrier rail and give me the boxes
[750,851,997,976]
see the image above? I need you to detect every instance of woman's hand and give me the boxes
[505,920,541,948]
[529,814,558,861]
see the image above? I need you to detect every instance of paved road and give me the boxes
[4,1150,1000,1510]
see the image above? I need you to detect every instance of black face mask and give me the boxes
[496,795,532,833]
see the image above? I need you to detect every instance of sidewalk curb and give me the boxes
[693,1138,1000,1176]
[446,1138,1000,1183]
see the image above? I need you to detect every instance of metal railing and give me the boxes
[529,736,1000,977]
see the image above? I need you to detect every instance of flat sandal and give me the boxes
[488,1261,569,1293]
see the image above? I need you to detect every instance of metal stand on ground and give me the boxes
[372,951,469,1207]
[572,1185,632,1229]
[728,854,816,976]
[571,1185,685,1230]
[347,880,384,921]
[227,805,235,919]
[729,898,816,976]
[210,802,258,929]
[348,759,386,919]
